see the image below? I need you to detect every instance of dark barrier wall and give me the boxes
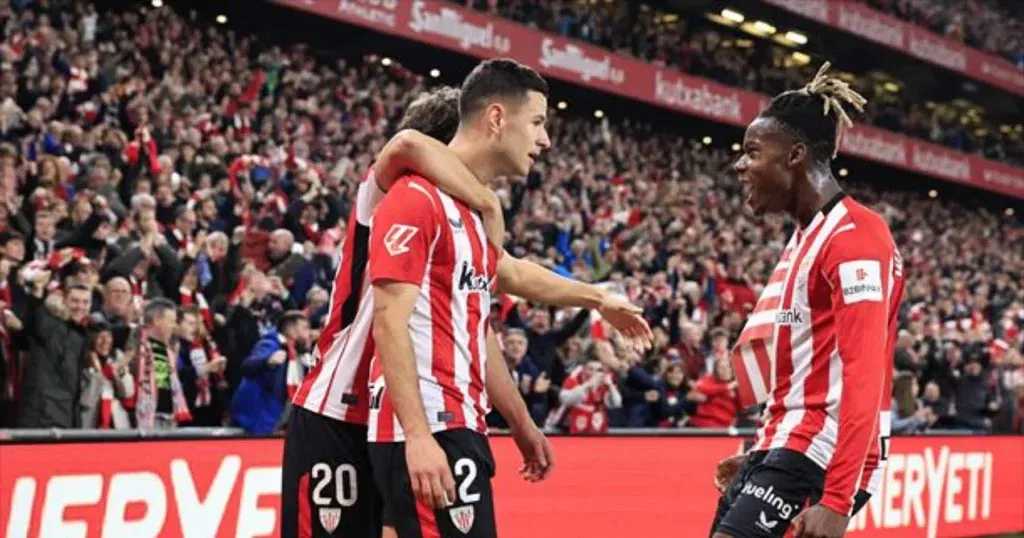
[1,433,1021,537]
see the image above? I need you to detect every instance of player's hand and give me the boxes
[511,423,554,482]
[406,435,456,510]
[792,504,850,538]
[713,453,746,493]
[596,292,653,352]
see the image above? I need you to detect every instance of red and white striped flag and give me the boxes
[729,247,794,407]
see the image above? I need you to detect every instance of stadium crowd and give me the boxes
[458,0,1024,167]
[863,0,1024,65]
[0,0,1022,436]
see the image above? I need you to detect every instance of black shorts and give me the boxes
[369,428,497,538]
[281,406,381,538]
[710,449,872,538]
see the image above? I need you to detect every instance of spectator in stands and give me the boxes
[891,371,935,434]
[919,380,957,429]
[688,358,741,429]
[614,346,663,427]
[505,302,591,388]
[954,356,1001,432]
[705,327,730,372]
[131,298,192,429]
[176,306,228,427]
[99,275,134,350]
[677,321,706,381]
[894,329,925,375]
[653,360,698,427]
[265,229,315,305]
[79,317,135,429]
[230,310,310,435]
[549,342,623,434]
[17,270,92,428]
[505,328,549,426]
[27,210,57,261]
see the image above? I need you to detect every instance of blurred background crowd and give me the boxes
[0,0,1021,436]
[459,0,1024,166]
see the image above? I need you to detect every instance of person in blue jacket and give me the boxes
[229,310,310,434]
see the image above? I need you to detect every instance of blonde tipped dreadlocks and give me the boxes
[801,62,868,157]
[760,62,869,164]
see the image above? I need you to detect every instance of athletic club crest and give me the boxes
[449,505,475,534]
[319,508,341,533]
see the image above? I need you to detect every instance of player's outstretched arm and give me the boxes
[372,281,457,510]
[374,129,504,247]
[496,255,653,349]
[483,327,553,482]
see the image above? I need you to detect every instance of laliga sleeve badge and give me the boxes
[319,507,341,533]
[449,505,475,534]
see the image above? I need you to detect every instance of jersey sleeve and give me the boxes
[818,225,895,516]
[369,177,439,286]
[354,166,387,227]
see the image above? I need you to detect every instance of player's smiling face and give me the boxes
[734,117,798,216]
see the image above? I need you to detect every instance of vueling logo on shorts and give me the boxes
[458,261,490,292]
[741,482,798,520]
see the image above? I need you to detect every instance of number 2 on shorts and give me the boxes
[453,458,480,503]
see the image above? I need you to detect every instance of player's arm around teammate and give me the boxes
[375,127,653,350]
[374,128,505,248]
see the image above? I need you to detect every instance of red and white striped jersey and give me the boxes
[366,175,498,443]
[731,194,904,516]
[291,168,384,424]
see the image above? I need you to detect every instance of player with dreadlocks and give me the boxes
[709,63,905,538]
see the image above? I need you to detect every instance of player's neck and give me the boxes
[448,132,498,185]
[792,167,842,228]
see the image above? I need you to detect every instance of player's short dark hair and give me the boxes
[396,86,461,144]
[459,58,548,120]
[759,62,866,167]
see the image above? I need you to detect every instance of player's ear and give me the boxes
[485,102,505,136]
[787,141,807,169]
